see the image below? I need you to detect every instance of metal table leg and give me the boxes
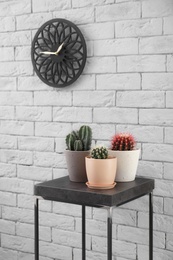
[35,198,39,260]
[107,207,113,260]
[149,192,153,260]
[82,205,86,260]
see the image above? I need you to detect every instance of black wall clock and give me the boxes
[31,18,87,88]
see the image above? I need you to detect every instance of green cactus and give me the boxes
[74,140,83,151]
[91,146,108,159]
[65,125,92,151]
[79,125,92,151]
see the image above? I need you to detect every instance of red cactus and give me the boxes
[111,133,136,151]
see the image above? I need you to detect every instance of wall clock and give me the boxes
[31,18,87,88]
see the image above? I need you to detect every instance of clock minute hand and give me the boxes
[39,51,57,55]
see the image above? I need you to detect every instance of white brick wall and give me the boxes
[0,0,173,259]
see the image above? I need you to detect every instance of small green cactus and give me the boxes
[66,125,92,151]
[91,146,108,159]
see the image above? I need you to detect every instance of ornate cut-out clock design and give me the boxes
[31,19,87,88]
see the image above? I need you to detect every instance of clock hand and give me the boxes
[39,51,57,55]
[55,42,64,55]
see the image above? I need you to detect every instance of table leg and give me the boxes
[149,192,153,260]
[107,207,113,260]
[82,205,86,260]
[35,198,39,260]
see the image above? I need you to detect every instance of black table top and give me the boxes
[34,176,154,207]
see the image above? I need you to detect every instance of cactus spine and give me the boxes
[111,133,136,151]
[66,125,92,151]
[91,146,108,159]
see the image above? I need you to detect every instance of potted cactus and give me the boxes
[65,125,92,182]
[85,146,117,189]
[109,133,140,182]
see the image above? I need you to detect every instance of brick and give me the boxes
[33,0,71,12]
[142,73,173,90]
[55,138,66,152]
[164,162,173,179]
[93,207,136,226]
[142,0,173,18]
[154,179,173,197]
[0,121,34,136]
[34,91,72,106]
[164,198,173,216]
[0,178,33,194]
[117,55,165,72]
[0,191,16,206]
[40,241,72,260]
[16,106,51,121]
[139,109,173,125]
[53,168,68,179]
[116,125,163,143]
[15,46,31,61]
[0,62,32,76]
[16,222,51,242]
[0,248,17,260]
[0,47,14,61]
[35,122,71,137]
[166,91,173,108]
[138,211,173,233]
[0,0,31,16]
[2,206,34,223]
[164,17,173,35]
[1,234,34,253]
[0,219,15,235]
[137,160,163,179]
[117,91,164,108]
[93,107,138,124]
[18,194,51,212]
[166,233,173,251]
[0,77,16,91]
[18,76,48,91]
[122,195,163,214]
[118,225,165,248]
[0,31,31,47]
[142,143,173,162]
[0,149,32,165]
[96,73,140,90]
[17,165,52,181]
[73,91,115,107]
[90,123,115,140]
[96,2,140,22]
[68,75,95,90]
[94,38,138,56]
[76,218,107,237]
[16,13,52,30]
[139,36,173,54]
[92,235,136,258]
[80,22,114,40]
[0,163,16,177]
[0,92,32,106]
[116,18,162,38]
[18,137,54,152]
[52,228,91,249]
[53,7,94,25]
[138,244,173,260]
[74,248,107,260]
[0,16,15,32]
[167,55,173,71]
[53,107,92,123]
[85,57,116,74]
[0,135,17,149]
[34,152,66,168]
[0,106,14,120]
[72,0,114,8]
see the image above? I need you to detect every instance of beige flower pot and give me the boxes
[108,149,140,182]
[65,150,90,182]
[85,156,117,186]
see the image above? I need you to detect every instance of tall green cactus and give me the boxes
[79,125,92,151]
[66,125,92,151]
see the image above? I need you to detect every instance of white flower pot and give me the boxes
[108,149,140,182]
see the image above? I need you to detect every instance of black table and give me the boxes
[34,176,154,260]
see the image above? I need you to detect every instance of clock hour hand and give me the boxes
[55,42,64,55]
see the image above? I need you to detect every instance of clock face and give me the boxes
[31,19,87,88]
